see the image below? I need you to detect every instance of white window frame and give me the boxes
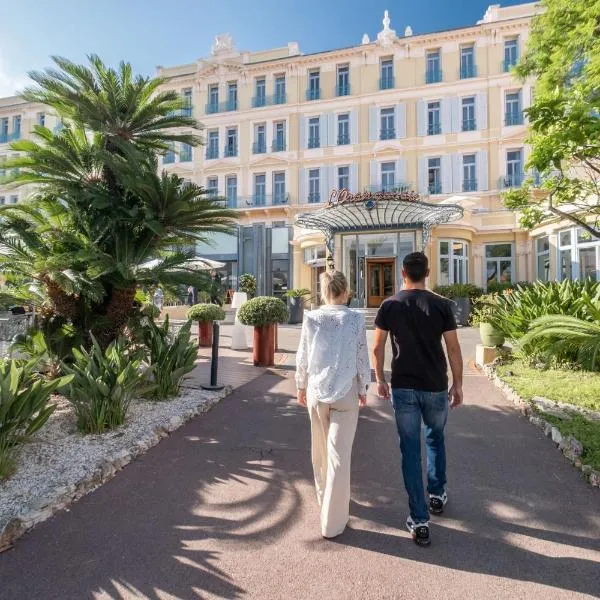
[308,117,320,148]
[380,162,395,191]
[484,243,515,288]
[337,113,350,145]
[337,165,350,190]
[557,227,600,281]
[536,236,550,282]
[308,168,320,203]
[438,239,469,285]
[273,172,286,203]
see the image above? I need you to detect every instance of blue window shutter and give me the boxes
[441,155,452,193]
[300,117,306,149]
[368,106,377,141]
[477,93,488,130]
[477,151,488,191]
[418,157,428,193]
[396,103,406,138]
[350,162,358,192]
[350,109,359,144]
[396,159,407,186]
[369,160,378,186]
[299,168,306,203]
[451,97,460,133]
[417,100,426,137]
[451,153,461,193]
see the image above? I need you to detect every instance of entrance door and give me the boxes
[367,259,395,307]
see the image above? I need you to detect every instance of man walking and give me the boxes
[372,252,463,547]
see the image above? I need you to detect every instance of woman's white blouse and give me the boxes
[295,305,371,403]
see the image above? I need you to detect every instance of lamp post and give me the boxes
[230,291,248,350]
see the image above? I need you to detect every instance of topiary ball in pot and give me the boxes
[187,303,226,347]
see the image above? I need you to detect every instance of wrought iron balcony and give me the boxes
[364,183,412,193]
[181,105,193,117]
[428,182,442,194]
[425,69,442,84]
[0,132,19,144]
[379,76,395,90]
[460,64,477,79]
[463,178,478,192]
[503,58,518,72]
[499,173,524,188]
[337,133,350,145]
[462,119,477,132]
[229,193,290,208]
[272,139,286,152]
[307,136,320,149]
[336,84,350,97]
[252,95,267,108]
[505,112,524,126]
[379,128,396,140]
[427,123,442,135]
[224,145,238,158]
[306,88,321,101]
[252,141,267,154]
[205,99,237,114]
[307,192,321,204]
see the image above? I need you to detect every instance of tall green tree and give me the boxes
[503,0,600,239]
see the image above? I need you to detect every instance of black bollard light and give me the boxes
[202,321,225,391]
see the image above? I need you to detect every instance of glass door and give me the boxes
[366,259,395,307]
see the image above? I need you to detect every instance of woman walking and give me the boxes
[296,271,371,538]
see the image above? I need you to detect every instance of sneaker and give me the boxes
[429,492,448,515]
[406,516,431,546]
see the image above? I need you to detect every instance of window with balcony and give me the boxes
[336,64,350,96]
[460,45,476,79]
[505,91,523,126]
[337,165,349,190]
[273,121,286,152]
[504,38,519,72]
[227,82,238,111]
[273,172,286,204]
[308,117,320,148]
[337,113,350,145]
[308,168,320,203]
[427,101,441,135]
[206,177,218,197]
[427,157,442,194]
[207,85,219,114]
[381,162,395,191]
[254,173,266,206]
[253,78,266,108]
[380,58,394,90]
[536,236,550,282]
[426,50,442,84]
[225,128,238,157]
[486,243,514,286]
[12,116,21,139]
[462,154,477,191]
[180,143,192,162]
[182,88,193,117]
[380,108,395,140]
[226,175,237,208]
[253,124,267,154]
[37,113,45,127]
[439,240,469,285]
[274,75,286,104]
[504,149,523,187]
[307,70,320,101]
[163,144,175,164]
[206,130,219,159]
[462,97,476,131]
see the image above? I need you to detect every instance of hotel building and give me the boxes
[1,2,598,307]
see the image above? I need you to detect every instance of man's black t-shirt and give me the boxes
[374,289,457,392]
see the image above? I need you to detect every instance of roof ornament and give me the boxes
[377,10,397,48]
[362,33,370,44]
[404,25,413,37]
[212,33,235,56]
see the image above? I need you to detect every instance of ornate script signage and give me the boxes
[327,188,420,208]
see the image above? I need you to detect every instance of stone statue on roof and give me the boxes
[377,10,397,48]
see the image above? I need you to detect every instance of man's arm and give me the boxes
[372,327,390,400]
[443,329,463,408]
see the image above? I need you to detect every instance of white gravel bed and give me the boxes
[0,385,231,551]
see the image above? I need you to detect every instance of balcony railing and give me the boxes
[337,133,350,145]
[306,88,321,101]
[460,64,477,79]
[379,76,395,90]
[0,132,20,144]
[273,92,286,105]
[499,173,524,188]
[230,193,290,208]
[307,136,320,149]
[462,119,477,132]
[307,192,321,204]
[427,123,442,135]
[224,145,238,158]
[364,183,412,193]
[426,69,442,84]
[463,178,478,192]
[272,139,286,152]
[503,58,518,72]
[181,105,193,117]
[379,128,396,140]
[205,99,238,114]
[428,182,442,194]
[205,147,219,160]
[252,141,267,154]
[336,84,350,97]
[252,95,267,108]
[505,112,524,126]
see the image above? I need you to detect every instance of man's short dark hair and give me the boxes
[403,252,429,282]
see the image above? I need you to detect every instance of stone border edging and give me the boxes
[0,386,232,552]
[483,364,600,489]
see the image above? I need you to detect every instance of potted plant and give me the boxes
[187,303,225,347]
[433,284,482,326]
[472,295,505,347]
[237,296,289,366]
[284,288,311,324]
[239,273,257,298]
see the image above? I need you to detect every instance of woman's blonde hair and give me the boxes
[319,270,348,303]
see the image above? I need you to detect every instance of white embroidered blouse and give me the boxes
[295,305,371,403]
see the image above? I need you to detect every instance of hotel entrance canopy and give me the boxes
[295,189,464,254]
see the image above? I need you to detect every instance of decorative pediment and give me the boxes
[249,154,291,168]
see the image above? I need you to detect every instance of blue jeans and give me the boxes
[391,388,449,523]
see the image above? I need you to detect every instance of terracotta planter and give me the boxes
[253,324,276,366]
[479,322,505,347]
[198,321,213,347]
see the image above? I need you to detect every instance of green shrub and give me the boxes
[237,296,289,327]
[471,294,498,327]
[487,281,532,294]
[61,338,146,433]
[141,303,160,319]
[0,360,72,479]
[284,288,311,299]
[433,283,483,300]
[140,317,197,400]
[239,273,257,297]
[187,303,225,322]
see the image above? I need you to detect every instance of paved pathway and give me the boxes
[1,331,599,599]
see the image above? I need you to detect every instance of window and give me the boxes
[253,124,266,154]
[463,154,477,191]
[307,70,320,101]
[558,227,599,281]
[227,82,238,111]
[182,88,193,117]
[505,91,522,126]
[338,165,350,190]
[207,85,219,113]
[308,117,320,148]
[273,121,286,151]
[460,45,476,79]
[225,128,238,157]
[380,58,394,90]
[0,118,8,142]
[206,130,219,159]
[337,113,350,145]
[206,177,218,197]
[462,97,476,131]
[163,144,175,164]
[536,236,550,282]
[273,172,286,204]
[180,143,192,162]
[426,50,442,84]
[504,38,519,71]
[254,78,266,108]
[485,243,514,286]
[0,196,4,205]
[337,65,350,96]
[304,245,327,264]
[381,162,395,191]
[254,173,266,206]
[427,101,441,135]
[226,175,237,208]
[37,113,45,127]
[504,149,523,187]
[274,75,286,104]
[12,116,21,139]
[439,240,469,285]
[427,157,441,194]
[308,168,320,203]
[380,108,395,140]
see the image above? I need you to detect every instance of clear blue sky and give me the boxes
[1,0,528,95]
